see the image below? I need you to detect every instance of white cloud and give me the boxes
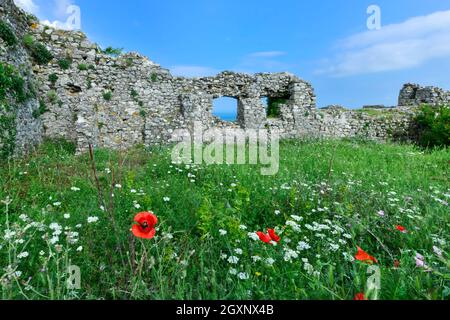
[53,0,73,19]
[234,51,289,73]
[318,10,450,77]
[248,51,286,58]
[170,65,219,77]
[15,0,81,31]
[14,0,39,15]
[41,1,81,31]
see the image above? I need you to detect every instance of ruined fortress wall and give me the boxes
[0,0,42,157]
[0,0,429,157]
[399,83,450,106]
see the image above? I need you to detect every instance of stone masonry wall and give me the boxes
[0,0,440,157]
[399,83,450,106]
[0,0,42,157]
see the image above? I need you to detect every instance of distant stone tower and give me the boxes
[399,83,450,106]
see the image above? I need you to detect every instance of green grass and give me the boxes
[0,139,449,300]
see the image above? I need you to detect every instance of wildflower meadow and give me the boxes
[0,138,448,300]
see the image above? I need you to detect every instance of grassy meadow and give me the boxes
[0,139,449,300]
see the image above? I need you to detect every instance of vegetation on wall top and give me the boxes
[102,46,123,57]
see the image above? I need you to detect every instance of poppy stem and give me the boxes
[88,144,105,208]
[365,227,395,261]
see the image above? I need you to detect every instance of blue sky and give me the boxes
[14,0,450,116]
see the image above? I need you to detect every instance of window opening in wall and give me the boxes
[265,96,289,118]
[212,97,238,122]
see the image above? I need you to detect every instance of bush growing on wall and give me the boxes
[58,57,72,70]
[414,104,450,148]
[32,99,48,119]
[48,73,58,85]
[150,72,158,82]
[23,34,54,65]
[0,63,27,159]
[0,20,18,46]
[103,91,113,101]
[102,46,123,57]
[267,97,289,118]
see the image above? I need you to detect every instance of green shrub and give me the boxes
[102,46,123,57]
[31,43,53,65]
[48,73,58,85]
[414,105,450,148]
[32,99,48,119]
[78,63,88,71]
[58,57,72,70]
[267,97,288,118]
[47,90,58,103]
[103,91,112,101]
[25,13,39,25]
[0,62,28,159]
[22,34,34,47]
[23,35,53,65]
[150,72,158,82]
[0,62,26,104]
[0,20,18,46]
[39,99,48,113]
[0,114,16,159]
[131,89,139,98]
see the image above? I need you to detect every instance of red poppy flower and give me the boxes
[354,293,367,300]
[267,229,280,242]
[132,212,158,239]
[395,225,407,233]
[256,231,271,243]
[355,246,378,264]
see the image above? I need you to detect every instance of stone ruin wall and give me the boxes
[24,23,415,153]
[398,83,450,107]
[1,0,446,157]
[0,0,42,156]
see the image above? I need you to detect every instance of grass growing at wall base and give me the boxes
[0,139,448,300]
